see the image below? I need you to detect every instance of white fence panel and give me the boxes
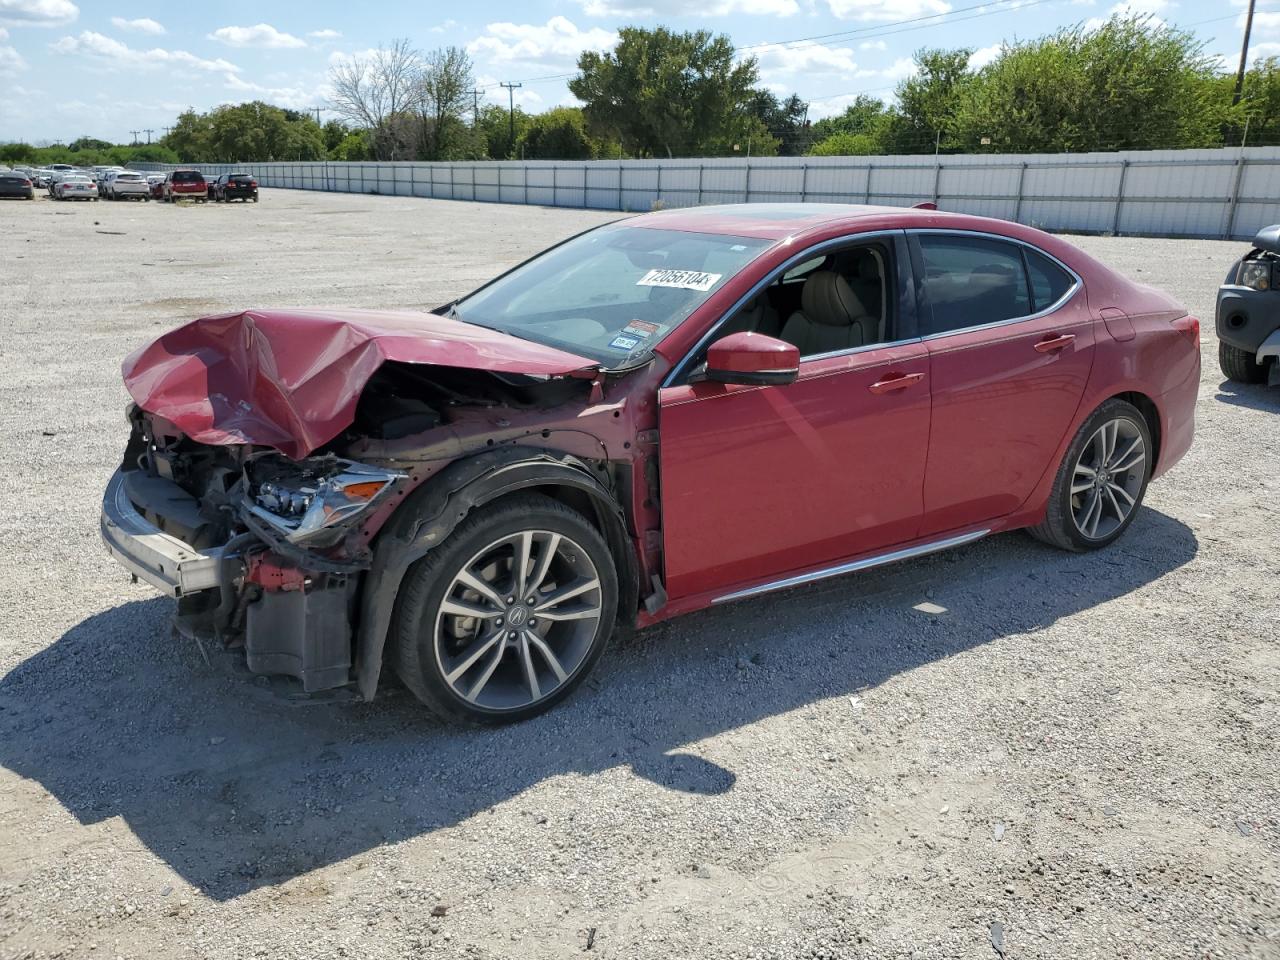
[134,146,1280,239]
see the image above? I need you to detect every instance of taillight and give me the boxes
[1172,315,1201,349]
[250,181,257,187]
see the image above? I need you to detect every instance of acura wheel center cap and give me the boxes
[507,605,530,627]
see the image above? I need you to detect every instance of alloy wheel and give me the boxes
[1070,417,1146,540]
[433,530,603,712]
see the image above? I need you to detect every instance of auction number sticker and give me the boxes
[636,269,723,292]
[609,334,641,351]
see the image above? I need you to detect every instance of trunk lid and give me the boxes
[123,307,600,459]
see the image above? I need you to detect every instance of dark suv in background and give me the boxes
[1217,224,1280,386]
[212,173,259,203]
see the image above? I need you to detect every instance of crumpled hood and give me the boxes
[123,307,599,459]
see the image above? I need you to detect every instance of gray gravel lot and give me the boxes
[0,190,1277,960]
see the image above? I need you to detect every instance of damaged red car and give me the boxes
[102,204,1200,723]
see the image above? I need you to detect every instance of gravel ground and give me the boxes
[0,190,1276,960]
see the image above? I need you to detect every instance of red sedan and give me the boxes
[102,204,1199,724]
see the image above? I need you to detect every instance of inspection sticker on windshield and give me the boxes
[609,334,641,351]
[636,269,722,292]
[622,320,664,339]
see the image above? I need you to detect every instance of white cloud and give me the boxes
[475,72,545,108]
[111,16,163,35]
[430,19,459,33]
[0,0,77,28]
[581,0,797,12]
[307,28,340,39]
[0,26,7,40]
[756,40,858,76]
[968,43,1002,69]
[210,23,306,49]
[859,39,887,50]
[223,72,315,109]
[826,0,950,20]
[854,56,917,81]
[1245,9,1280,32]
[0,42,26,73]
[1253,40,1280,57]
[467,16,615,65]
[52,31,241,73]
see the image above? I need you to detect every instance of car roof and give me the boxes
[627,202,982,240]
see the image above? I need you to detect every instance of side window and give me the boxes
[917,234,1031,336]
[1025,248,1074,312]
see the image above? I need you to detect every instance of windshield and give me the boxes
[452,225,772,368]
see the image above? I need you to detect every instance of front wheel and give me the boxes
[391,493,618,725]
[1029,398,1153,552]
[1219,340,1268,384]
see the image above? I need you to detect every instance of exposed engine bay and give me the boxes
[111,361,604,696]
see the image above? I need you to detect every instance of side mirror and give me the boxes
[704,332,800,386]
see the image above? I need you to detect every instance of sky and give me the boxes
[0,0,1271,144]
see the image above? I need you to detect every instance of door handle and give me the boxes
[868,372,925,394]
[1034,333,1076,353]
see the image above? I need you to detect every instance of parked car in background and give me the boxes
[52,174,97,200]
[47,163,75,175]
[31,169,56,188]
[147,174,166,200]
[211,172,259,202]
[163,169,207,202]
[102,204,1200,724]
[105,171,150,201]
[0,170,35,200]
[1217,224,1280,386]
[90,165,123,191]
[46,170,79,197]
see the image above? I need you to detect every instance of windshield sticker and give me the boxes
[622,320,663,339]
[609,334,641,351]
[636,269,723,292]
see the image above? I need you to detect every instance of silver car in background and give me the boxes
[52,174,98,200]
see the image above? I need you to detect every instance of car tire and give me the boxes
[391,493,619,725]
[1029,398,1153,553]
[1218,340,1268,384]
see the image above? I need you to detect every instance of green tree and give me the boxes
[517,106,597,159]
[570,26,761,158]
[0,142,35,164]
[477,102,531,159]
[746,91,810,155]
[954,16,1221,152]
[329,128,371,160]
[162,109,213,162]
[1236,56,1280,145]
[416,45,474,160]
[890,47,975,153]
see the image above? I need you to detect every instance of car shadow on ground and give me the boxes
[1214,377,1280,411]
[0,509,1196,901]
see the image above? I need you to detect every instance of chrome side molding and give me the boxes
[711,528,991,604]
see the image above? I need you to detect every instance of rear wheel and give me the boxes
[1030,398,1152,552]
[1219,340,1268,384]
[392,493,618,725]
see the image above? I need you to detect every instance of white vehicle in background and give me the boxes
[90,165,124,192]
[32,169,57,188]
[52,174,98,200]
[105,170,149,200]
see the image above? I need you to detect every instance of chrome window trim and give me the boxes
[797,335,923,365]
[909,228,1084,342]
[662,229,905,389]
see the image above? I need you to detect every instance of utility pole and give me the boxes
[1233,0,1257,106]
[471,88,483,126]
[311,106,323,125]
[143,128,154,144]
[500,81,522,149]
[129,129,140,145]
